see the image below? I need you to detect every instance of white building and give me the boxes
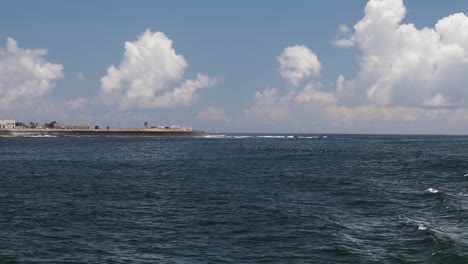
[0,120,15,129]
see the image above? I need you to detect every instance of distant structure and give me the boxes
[149,125,193,131]
[0,120,15,129]
[0,119,204,137]
[53,123,90,129]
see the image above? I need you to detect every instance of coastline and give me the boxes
[0,128,205,138]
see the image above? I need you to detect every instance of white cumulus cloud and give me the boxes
[337,0,468,108]
[0,37,63,108]
[333,38,355,48]
[333,24,355,47]
[100,29,217,109]
[245,46,334,125]
[277,45,321,86]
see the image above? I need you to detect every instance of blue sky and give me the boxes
[1,0,468,133]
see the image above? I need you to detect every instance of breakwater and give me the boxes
[0,128,205,137]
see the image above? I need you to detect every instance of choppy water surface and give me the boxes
[1,135,467,263]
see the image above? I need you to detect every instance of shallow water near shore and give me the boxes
[1,134,467,263]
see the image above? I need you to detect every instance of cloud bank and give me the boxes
[337,0,468,108]
[244,0,468,133]
[0,38,63,108]
[100,29,217,109]
[244,46,334,124]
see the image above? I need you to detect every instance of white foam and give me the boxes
[29,135,57,138]
[418,225,427,230]
[204,134,324,140]
[204,135,227,138]
[425,188,439,194]
[257,136,285,139]
[464,173,468,177]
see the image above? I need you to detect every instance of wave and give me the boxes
[418,224,428,231]
[204,134,326,139]
[26,135,58,138]
[425,188,439,194]
[203,135,228,138]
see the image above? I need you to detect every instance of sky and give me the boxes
[2,0,468,134]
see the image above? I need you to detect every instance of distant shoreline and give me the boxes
[0,128,205,138]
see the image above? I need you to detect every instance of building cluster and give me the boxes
[0,120,15,129]
[1,120,192,131]
[46,121,89,129]
[0,120,89,130]
[143,121,192,131]
[150,125,192,131]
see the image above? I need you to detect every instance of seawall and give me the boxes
[0,128,205,138]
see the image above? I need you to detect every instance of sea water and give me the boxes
[0,135,467,263]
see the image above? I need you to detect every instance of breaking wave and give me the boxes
[204,134,326,139]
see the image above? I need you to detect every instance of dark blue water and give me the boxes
[1,135,467,263]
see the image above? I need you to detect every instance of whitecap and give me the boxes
[257,136,285,139]
[464,173,468,177]
[418,225,427,231]
[425,188,439,194]
[204,135,227,138]
[29,135,57,138]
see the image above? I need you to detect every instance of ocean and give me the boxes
[0,135,467,263]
